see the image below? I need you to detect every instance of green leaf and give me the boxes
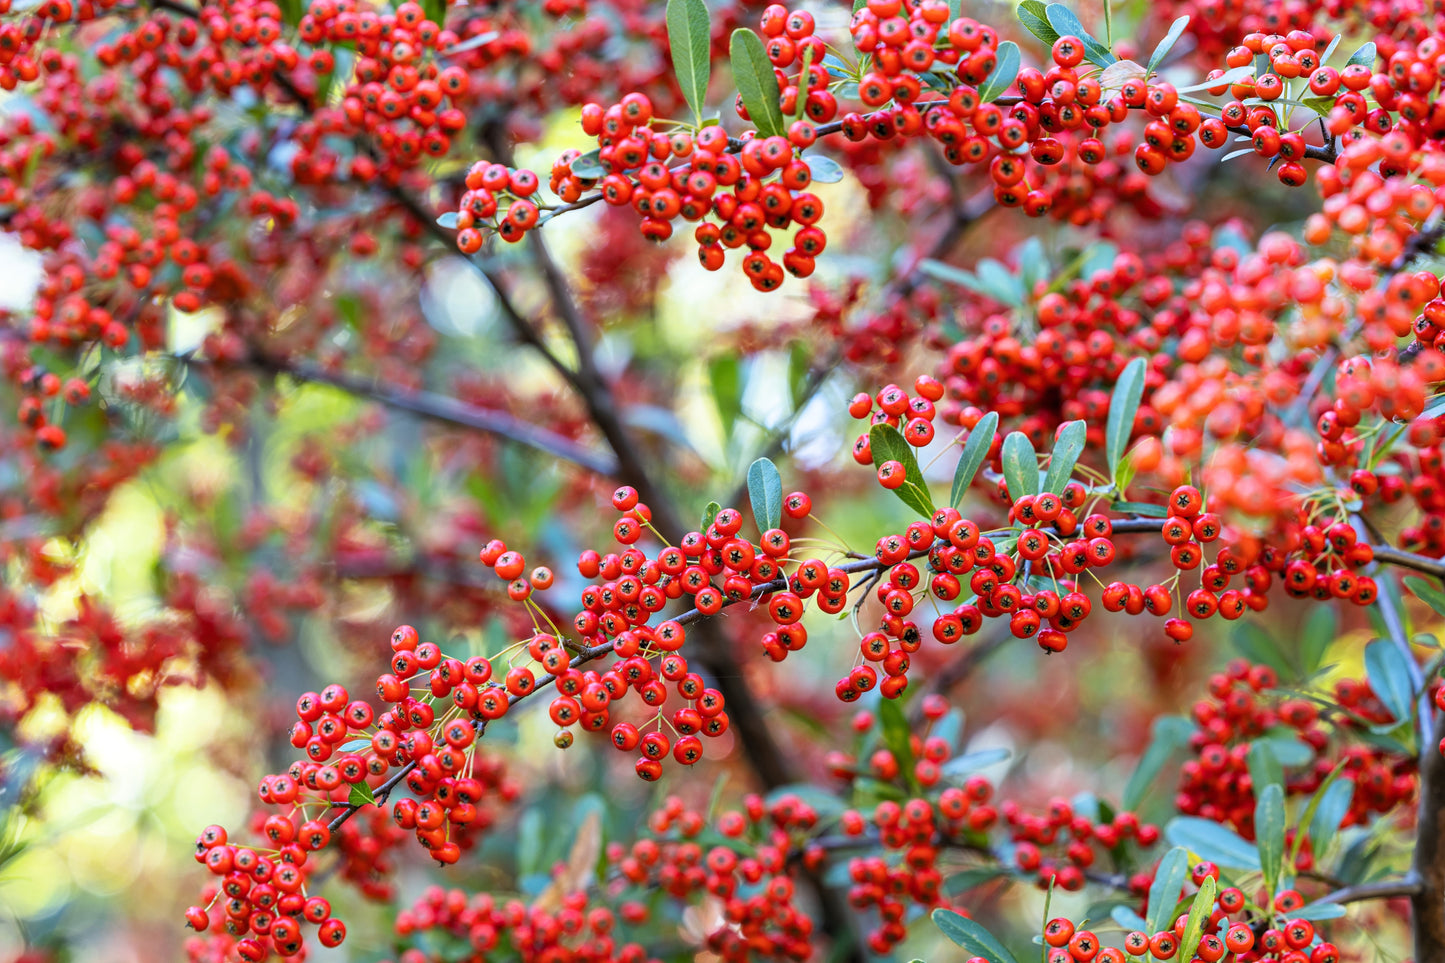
[708,354,743,429]
[1044,4,1114,66]
[730,28,785,137]
[1257,731,1313,767]
[764,783,848,821]
[348,781,376,806]
[951,413,997,507]
[517,808,544,877]
[939,747,1011,781]
[1016,236,1049,292]
[1405,576,1445,618]
[1000,431,1038,501]
[877,697,918,785]
[1165,817,1261,870]
[1345,41,1376,69]
[1231,622,1293,680]
[932,909,1020,963]
[339,738,372,753]
[1178,875,1217,963]
[1300,94,1336,116]
[667,0,712,124]
[1112,501,1167,518]
[700,500,721,531]
[869,424,936,517]
[1307,776,1354,857]
[804,154,845,183]
[1292,900,1348,921]
[1299,604,1338,675]
[747,457,783,532]
[1111,904,1148,931]
[1364,638,1416,725]
[1147,15,1189,74]
[975,258,1024,306]
[1256,783,1286,897]
[978,40,1022,103]
[570,149,607,179]
[1123,714,1193,811]
[421,0,444,28]
[1147,847,1190,935]
[1041,420,1086,496]
[932,708,965,755]
[1016,1,1059,46]
[1106,357,1146,483]
[1247,741,1282,799]
[944,866,1008,896]
[436,211,459,229]
[277,0,302,27]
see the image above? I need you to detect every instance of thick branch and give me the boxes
[1318,877,1422,906]
[195,350,620,476]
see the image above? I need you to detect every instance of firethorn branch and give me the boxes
[1316,876,1422,905]
[1352,519,1445,957]
[185,349,622,476]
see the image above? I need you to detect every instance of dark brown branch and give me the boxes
[1356,520,1444,960]
[1318,877,1422,906]
[191,350,621,476]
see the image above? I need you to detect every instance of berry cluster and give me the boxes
[1039,879,1340,963]
[1181,659,1416,840]
[186,824,348,959]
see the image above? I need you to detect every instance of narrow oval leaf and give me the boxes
[804,154,845,183]
[1147,15,1190,74]
[1364,638,1416,725]
[1299,604,1338,675]
[730,28,785,137]
[1044,3,1114,65]
[1123,715,1193,811]
[931,908,1020,963]
[1099,58,1147,93]
[939,747,1011,780]
[1016,2,1058,46]
[1307,777,1355,857]
[348,780,376,807]
[763,783,848,821]
[1405,575,1445,618]
[1293,900,1348,921]
[978,40,1021,103]
[1042,420,1086,495]
[877,697,917,778]
[1174,64,1256,93]
[570,148,607,179]
[1246,740,1282,797]
[436,211,459,229]
[952,412,998,506]
[1112,501,1167,518]
[944,866,1007,896]
[1106,357,1147,482]
[1147,847,1190,936]
[667,0,712,124]
[1000,431,1038,501]
[1111,904,1149,932]
[700,500,721,531]
[747,457,783,532]
[1345,41,1376,68]
[1165,817,1261,870]
[870,424,937,517]
[1178,875,1217,963]
[1255,783,1286,897]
